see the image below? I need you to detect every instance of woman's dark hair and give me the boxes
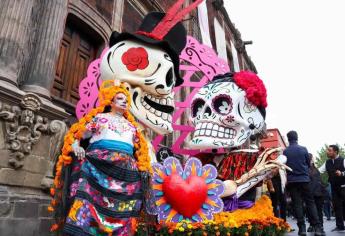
[329,144,339,154]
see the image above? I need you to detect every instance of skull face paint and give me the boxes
[111,93,128,113]
[100,40,176,134]
[189,76,265,149]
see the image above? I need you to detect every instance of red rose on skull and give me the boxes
[121,47,149,71]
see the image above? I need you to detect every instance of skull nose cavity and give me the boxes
[165,68,174,87]
[204,106,212,117]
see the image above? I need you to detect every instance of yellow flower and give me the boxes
[179,227,185,232]
[212,196,290,231]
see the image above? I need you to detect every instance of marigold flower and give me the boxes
[50,224,59,231]
[47,206,54,212]
[50,188,55,196]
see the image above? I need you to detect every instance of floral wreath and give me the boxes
[49,80,151,231]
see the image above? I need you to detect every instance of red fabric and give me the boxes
[218,152,259,181]
[136,31,163,41]
[121,47,149,71]
[233,71,267,108]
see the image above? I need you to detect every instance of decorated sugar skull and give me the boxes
[100,0,204,134]
[189,72,267,149]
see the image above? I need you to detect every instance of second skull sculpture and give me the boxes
[189,72,267,149]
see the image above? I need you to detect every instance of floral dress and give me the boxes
[64,113,143,236]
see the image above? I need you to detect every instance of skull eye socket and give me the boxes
[212,95,233,115]
[164,54,172,62]
[166,68,174,87]
[191,98,205,117]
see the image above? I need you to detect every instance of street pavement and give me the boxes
[286,216,345,235]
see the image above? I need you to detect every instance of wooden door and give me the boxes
[53,23,98,105]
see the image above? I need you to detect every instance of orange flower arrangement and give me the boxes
[213,195,290,230]
[135,195,290,236]
[49,81,152,231]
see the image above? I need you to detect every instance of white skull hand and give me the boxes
[100,40,176,134]
[189,79,265,149]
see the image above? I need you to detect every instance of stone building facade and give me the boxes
[0,0,256,235]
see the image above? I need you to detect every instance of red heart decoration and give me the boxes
[162,173,208,218]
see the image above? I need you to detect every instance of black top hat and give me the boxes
[108,0,204,87]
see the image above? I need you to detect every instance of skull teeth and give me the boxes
[146,94,173,106]
[194,122,237,139]
[140,96,172,122]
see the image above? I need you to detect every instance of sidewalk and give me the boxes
[286,217,345,235]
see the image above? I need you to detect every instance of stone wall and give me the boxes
[0,92,67,236]
[0,0,69,234]
[0,186,53,236]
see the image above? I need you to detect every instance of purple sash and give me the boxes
[222,194,254,212]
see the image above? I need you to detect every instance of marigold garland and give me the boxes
[135,195,290,236]
[49,81,152,231]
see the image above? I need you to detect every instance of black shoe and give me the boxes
[307,225,314,232]
[314,226,326,236]
[331,227,345,232]
[298,225,307,236]
[326,218,331,221]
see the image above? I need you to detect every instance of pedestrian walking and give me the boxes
[306,154,325,232]
[319,144,345,232]
[268,169,287,221]
[284,131,325,236]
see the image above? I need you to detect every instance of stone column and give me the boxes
[112,0,125,31]
[21,0,68,99]
[0,0,34,86]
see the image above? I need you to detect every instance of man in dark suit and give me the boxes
[319,144,345,231]
[284,131,324,236]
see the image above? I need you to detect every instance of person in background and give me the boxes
[267,169,287,221]
[306,153,325,232]
[284,131,324,236]
[319,144,345,232]
[323,183,332,221]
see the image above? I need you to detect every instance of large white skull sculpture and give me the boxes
[189,73,266,149]
[100,40,176,134]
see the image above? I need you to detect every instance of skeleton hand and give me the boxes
[72,140,85,160]
[235,147,291,185]
[222,148,292,198]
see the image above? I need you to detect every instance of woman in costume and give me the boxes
[50,81,153,236]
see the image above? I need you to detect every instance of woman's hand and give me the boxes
[72,140,85,160]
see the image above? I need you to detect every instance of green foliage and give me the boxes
[315,144,345,184]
